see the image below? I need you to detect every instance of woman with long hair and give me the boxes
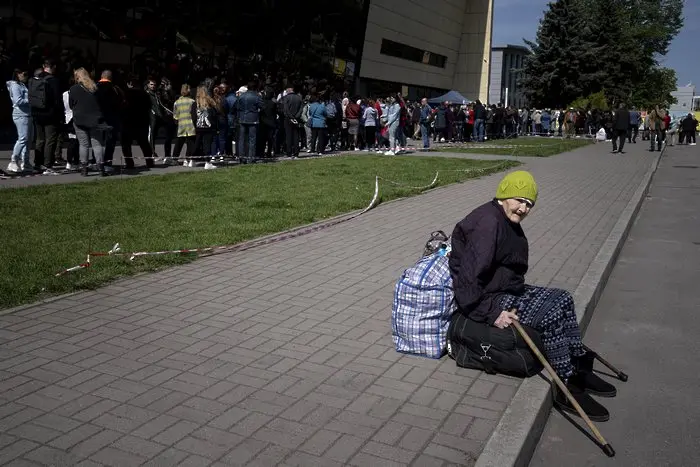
[6,69,32,173]
[68,68,110,176]
[193,85,218,169]
[212,85,228,160]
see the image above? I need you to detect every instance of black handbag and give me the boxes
[447,311,545,378]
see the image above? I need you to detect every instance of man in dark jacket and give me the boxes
[681,113,698,145]
[121,77,154,169]
[95,70,124,167]
[146,78,175,160]
[611,103,630,153]
[235,81,263,163]
[29,60,63,171]
[282,85,303,158]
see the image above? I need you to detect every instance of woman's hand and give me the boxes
[494,310,519,329]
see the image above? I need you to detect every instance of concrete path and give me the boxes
[530,144,700,467]
[0,141,656,466]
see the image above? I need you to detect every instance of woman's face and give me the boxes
[17,72,27,83]
[499,198,533,224]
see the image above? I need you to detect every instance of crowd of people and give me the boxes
[5,56,698,177]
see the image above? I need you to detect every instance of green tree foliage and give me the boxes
[520,0,683,109]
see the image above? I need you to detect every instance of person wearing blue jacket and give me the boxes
[308,94,327,154]
[235,82,263,163]
[6,69,33,173]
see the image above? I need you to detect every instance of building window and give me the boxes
[380,39,447,68]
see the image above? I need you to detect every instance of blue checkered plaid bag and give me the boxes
[392,250,456,359]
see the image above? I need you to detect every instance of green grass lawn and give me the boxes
[441,136,593,157]
[0,155,519,309]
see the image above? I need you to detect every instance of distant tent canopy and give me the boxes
[428,90,471,105]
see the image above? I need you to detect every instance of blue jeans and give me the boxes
[239,123,258,160]
[12,115,32,165]
[421,123,430,148]
[473,119,485,142]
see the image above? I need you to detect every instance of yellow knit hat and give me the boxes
[495,170,538,204]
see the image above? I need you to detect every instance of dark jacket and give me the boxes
[123,87,152,129]
[282,92,303,120]
[474,102,486,120]
[681,115,698,132]
[613,108,630,131]
[30,71,63,124]
[68,84,105,129]
[148,89,174,120]
[260,99,277,127]
[95,80,124,126]
[236,91,263,124]
[449,200,529,324]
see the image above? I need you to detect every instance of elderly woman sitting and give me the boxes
[449,171,615,421]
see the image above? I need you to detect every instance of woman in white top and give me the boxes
[62,76,80,170]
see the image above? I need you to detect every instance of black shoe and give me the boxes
[99,164,111,177]
[145,158,154,168]
[80,165,88,177]
[572,352,617,397]
[554,381,610,422]
[125,159,135,170]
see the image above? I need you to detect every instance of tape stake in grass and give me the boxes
[55,261,90,276]
[128,247,215,261]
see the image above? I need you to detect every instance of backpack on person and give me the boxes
[392,231,455,359]
[196,107,213,129]
[447,311,545,378]
[28,75,50,110]
[325,101,336,119]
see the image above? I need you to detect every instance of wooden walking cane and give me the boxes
[511,319,616,457]
[582,344,629,382]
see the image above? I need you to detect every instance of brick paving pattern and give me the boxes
[0,142,655,466]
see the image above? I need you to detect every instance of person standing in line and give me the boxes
[282,84,303,159]
[172,84,197,167]
[6,69,33,173]
[68,68,110,177]
[28,59,62,172]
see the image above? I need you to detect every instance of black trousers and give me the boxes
[194,130,215,159]
[121,125,153,166]
[612,129,627,152]
[285,119,300,157]
[173,136,195,159]
[685,130,696,144]
[150,116,175,158]
[34,122,59,168]
[257,124,276,158]
[310,127,326,154]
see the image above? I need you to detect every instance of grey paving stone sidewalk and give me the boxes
[0,142,656,466]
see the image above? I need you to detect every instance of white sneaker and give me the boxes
[691,142,697,146]
[204,162,217,170]
[20,162,32,172]
[182,160,189,167]
[65,162,75,170]
[188,160,194,168]
[383,150,395,156]
[7,161,19,173]
[375,149,383,153]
